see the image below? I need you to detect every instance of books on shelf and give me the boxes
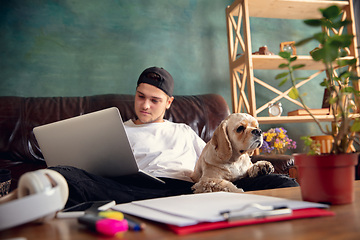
[287,108,329,116]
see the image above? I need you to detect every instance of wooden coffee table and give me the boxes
[1,181,360,240]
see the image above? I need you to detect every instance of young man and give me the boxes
[122,67,206,182]
[51,67,298,208]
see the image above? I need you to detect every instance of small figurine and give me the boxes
[253,46,274,55]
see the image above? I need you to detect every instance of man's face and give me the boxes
[134,83,174,124]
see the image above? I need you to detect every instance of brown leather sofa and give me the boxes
[0,94,296,191]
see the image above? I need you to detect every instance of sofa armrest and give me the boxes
[251,155,296,178]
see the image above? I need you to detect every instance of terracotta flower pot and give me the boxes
[294,153,358,205]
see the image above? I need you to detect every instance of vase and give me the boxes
[294,153,358,205]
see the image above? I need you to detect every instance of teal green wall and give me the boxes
[1,0,342,153]
[0,0,233,98]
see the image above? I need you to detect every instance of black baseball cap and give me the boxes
[137,67,174,97]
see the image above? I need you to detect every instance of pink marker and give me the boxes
[78,214,128,236]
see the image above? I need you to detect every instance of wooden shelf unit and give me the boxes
[227,0,349,20]
[225,0,360,125]
[256,115,334,124]
[232,55,356,71]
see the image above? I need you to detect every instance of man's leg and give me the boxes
[234,174,299,192]
[49,166,193,208]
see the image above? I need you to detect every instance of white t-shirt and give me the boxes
[124,120,206,182]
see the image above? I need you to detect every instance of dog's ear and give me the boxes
[211,119,232,161]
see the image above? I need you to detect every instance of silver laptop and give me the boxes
[33,107,165,184]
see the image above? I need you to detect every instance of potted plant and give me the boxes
[276,5,360,204]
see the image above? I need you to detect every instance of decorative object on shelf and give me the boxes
[276,5,360,205]
[309,135,334,154]
[260,127,297,155]
[280,41,297,55]
[268,102,283,117]
[237,46,275,58]
[252,46,274,55]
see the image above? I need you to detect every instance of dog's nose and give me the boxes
[251,129,262,136]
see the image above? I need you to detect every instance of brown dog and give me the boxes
[190,113,274,193]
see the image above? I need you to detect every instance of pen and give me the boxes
[220,203,292,222]
[78,214,128,236]
[226,208,292,222]
[124,214,146,231]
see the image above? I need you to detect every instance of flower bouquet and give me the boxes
[260,127,297,154]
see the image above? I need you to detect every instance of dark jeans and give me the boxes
[49,166,299,208]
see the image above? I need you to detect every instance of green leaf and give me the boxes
[337,58,357,67]
[339,71,352,79]
[317,44,339,63]
[350,75,360,81]
[288,87,299,99]
[301,136,313,146]
[350,120,360,132]
[275,72,289,80]
[320,78,330,88]
[293,64,305,70]
[295,36,315,47]
[290,56,297,62]
[329,96,338,105]
[310,48,324,61]
[347,58,357,66]
[337,60,347,67]
[279,51,291,60]
[320,5,341,19]
[322,20,337,29]
[304,19,322,27]
[331,19,352,29]
[329,34,354,48]
[343,86,354,93]
[278,78,288,87]
[278,63,289,68]
[313,32,326,45]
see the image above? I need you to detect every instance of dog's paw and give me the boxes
[248,160,274,177]
[259,161,275,175]
[192,181,216,193]
[192,179,244,193]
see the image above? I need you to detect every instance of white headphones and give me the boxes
[0,169,69,231]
